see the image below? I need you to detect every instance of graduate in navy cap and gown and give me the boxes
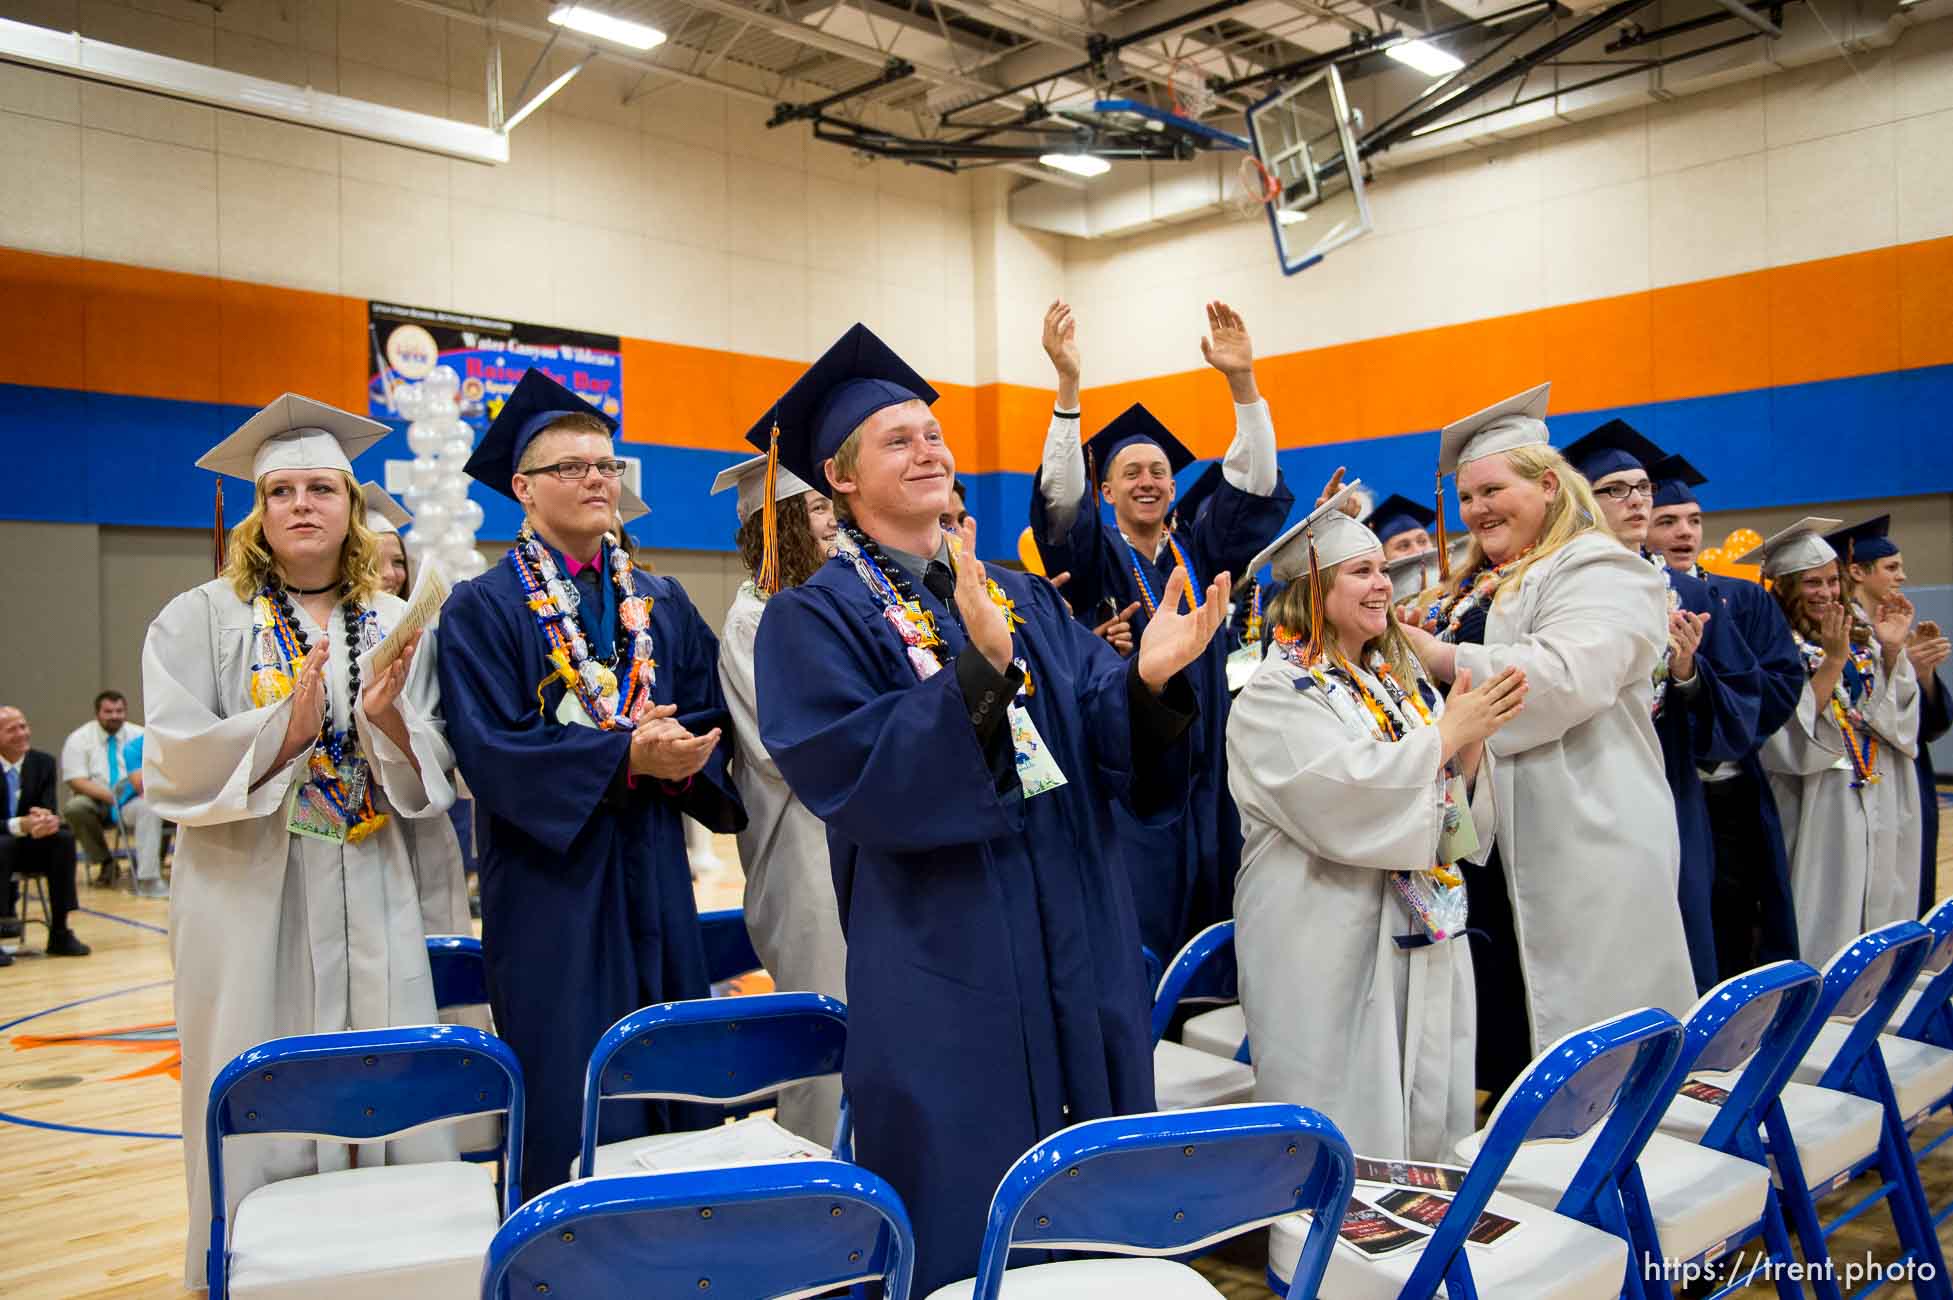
[1027,299,1293,959]
[1560,419,1761,990]
[1828,516,1948,916]
[749,322,1231,1294]
[435,369,744,1197]
[1644,455,1805,974]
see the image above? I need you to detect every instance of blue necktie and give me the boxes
[106,734,124,825]
[5,764,17,821]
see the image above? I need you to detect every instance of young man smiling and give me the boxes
[750,323,1231,1294]
[438,368,743,1198]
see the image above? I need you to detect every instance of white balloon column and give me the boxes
[392,364,488,582]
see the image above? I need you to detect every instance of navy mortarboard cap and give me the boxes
[1825,515,1898,566]
[742,323,937,495]
[1085,404,1196,484]
[1648,454,1706,510]
[465,367,621,503]
[1172,463,1224,529]
[1560,418,1667,485]
[1367,493,1436,545]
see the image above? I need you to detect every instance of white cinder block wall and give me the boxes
[0,0,984,386]
[1061,14,1953,387]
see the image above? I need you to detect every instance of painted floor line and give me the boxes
[0,1107,180,1140]
[76,906,169,935]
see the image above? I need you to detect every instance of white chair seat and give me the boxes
[1269,1189,1626,1300]
[1796,1021,1953,1124]
[1660,1077,1882,1192]
[927,1257,1222,1299]
[229,1161,498,1300]
[1182,1005,1247,1059]
[581,1115,822,1180]
[1453,1127,1767,1263]
[1153,1040,1255,1111]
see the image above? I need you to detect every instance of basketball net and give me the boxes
[1167,57,1216,118]
[1232,153,1280,220]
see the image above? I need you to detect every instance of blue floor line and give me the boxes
[76,905,168,935]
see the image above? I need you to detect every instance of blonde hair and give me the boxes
[827,428,864,522]
[1450,445,1612,606]
[1267,559,1423,687]
[221,470,384,604]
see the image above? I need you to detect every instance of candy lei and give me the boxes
[1421,549,1530,643]
[840,522,1027,685]
[1242,581,1264,646]
[509,524,655,730]
[1127,530,1201,616]
[248,582,388,843]
[1648,553,1681,718]
[1795,631,1881,788]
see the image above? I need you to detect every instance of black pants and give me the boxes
[1706,771,1799,980]
[0,829,78,932]
[1462,845,1532,1103]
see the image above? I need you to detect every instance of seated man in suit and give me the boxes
[0,706,91,964]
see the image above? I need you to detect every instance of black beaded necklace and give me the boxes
[270,581,365,755]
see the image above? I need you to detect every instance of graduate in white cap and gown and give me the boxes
[1752,519,1921,962]
[1399,383,1695,1097]
[1228,484,1523,1162]
[1028,300,1294,962]
[359,480,471,937]
[711,452,849,1145]
[749,322,1231,1293]
[435,369,743,1198]
[143,399,457,1289]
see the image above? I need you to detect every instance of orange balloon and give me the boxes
[1723,527,1763,555]
[1017,526,1046,576]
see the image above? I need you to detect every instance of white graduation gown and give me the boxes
[1763,639,1919,965]
[718,581,849,1145]
[1452,533,1697,1051]
[142,579,456,1289]
[1226,651,1491,1162]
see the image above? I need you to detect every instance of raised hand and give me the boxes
[1092,601,1142,657]
[1199,301,1258,402]
[1667,610,1707,683]
[951,517,1014,672]
[277,646,328,766]
[1315,466,1348,511]
[1043,300,1081,410]
[629,702,722,780]
[1438,665,1528,764]
[1818,602,1851,660]
[1136,567,1233,693]
[361,630,422,725]
[1874,593,1915,655]
[1908,633,1951,684]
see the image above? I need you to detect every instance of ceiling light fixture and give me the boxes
[1386,39,1465,77]
[548,5,667,51]
[1039,152,1111,178]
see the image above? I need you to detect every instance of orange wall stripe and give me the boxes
[5,235,1952,476]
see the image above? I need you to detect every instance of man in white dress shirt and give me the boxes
[61,690,167,897]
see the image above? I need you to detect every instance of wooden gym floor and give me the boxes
[1,812,1949,1298]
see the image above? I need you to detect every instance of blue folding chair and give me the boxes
[1765,920,1951,1300]
[1882,900,1953,1227]
[1149,921,1255,1111]
[929,1103,1353,1299]
[426,935,505,1173]
[1271,1006,1685,1300]
[481,1161,915,1300]
[577,992,852,1181]
[1465,962,1823,1300]
[205,1024,523,1300]
[699,906,765,991]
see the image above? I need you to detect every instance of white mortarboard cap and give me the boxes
[711,453,815,526]
[619,482,651,526]
[1735,517,1843,579]
[1438,382,1552,476]
[359,481,411,534]
[1388,549,1440,603]
[196,394,389,482]
[1246,481,1381,584]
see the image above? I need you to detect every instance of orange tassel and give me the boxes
[213,479,226,578]
[1303,531,1326,665]
[1434,472,1451,585]
[757,422,782,595]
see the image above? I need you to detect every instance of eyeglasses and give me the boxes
[524,458,629,481]
[1595,481,1655,502]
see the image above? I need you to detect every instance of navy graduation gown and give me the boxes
[1702,570,1805,974]
[755,558,1192,1294]
[436,551,744,1199]
[1919,672,1949,915]
[1030,470,1293,958]
[1654,564,1763,991]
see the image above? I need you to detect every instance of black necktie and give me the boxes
[923,562,955,604]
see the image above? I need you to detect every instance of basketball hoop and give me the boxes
[1232,153,1279,219]
[1167,57,1216,118]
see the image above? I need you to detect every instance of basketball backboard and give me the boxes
[1245,66,1371,276]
